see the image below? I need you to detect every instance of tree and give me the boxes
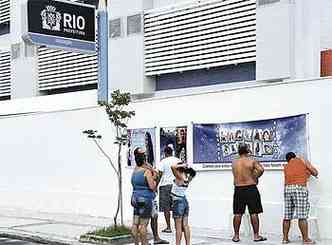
[83,90,135,227]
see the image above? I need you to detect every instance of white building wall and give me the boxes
[321,0,332,49]
[0,34,10,49]
[256,0,321,81]
[256,0,292,81]
[153,0,191,9]
[1,79,332,238]
[108,0,155,95]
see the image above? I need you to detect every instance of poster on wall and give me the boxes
[160,127,187,162]
[193,114,308,169]
[127,128,156,167]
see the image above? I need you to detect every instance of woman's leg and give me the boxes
[138,218,150,245]
[132,216,140,245]
[182,216,191,245]
[175,218,183,245]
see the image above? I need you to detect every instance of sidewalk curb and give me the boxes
[0,230,89,245]
[79,234,132,244]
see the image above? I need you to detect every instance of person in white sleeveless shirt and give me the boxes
[157,146,181,233]
[170,163,196,245]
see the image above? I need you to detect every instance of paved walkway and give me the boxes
[0,237,40,245]
[0,207,330,245]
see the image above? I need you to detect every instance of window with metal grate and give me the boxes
[0,50,11,97]
[144,0,256,76]
[109,18,122,38]
[127,14,142,35]
[257,0,280,6]
[37,47,98,92]
[0,0,10,35]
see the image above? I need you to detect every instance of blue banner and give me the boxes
[193,115,308,164]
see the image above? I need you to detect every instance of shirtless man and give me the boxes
[231,144,267,243]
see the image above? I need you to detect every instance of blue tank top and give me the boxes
[131,169,155,199]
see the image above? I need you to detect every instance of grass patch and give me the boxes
[86,225,132,238]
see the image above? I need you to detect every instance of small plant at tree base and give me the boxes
[83,90,135,227]
[86,225,131,237]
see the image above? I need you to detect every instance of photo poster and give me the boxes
[193,114,308,170]
[127,128,156,167]
[160,126,188,163]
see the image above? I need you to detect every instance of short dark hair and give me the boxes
[238,144,249,155]
[164,146,173,156]
[134,147,146,166]
[286,152,296,162]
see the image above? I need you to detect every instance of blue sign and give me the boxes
[193,115,308,164]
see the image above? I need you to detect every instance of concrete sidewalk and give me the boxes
[0,207,330,245]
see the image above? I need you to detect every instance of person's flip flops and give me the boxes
[161,228,172,233]
[232,237,240,243]
[303,240,316,244]
[282,240,290,244]
[154,239,169,244]
[254,236,267,242]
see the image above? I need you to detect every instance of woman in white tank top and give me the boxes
[170,163,196,245]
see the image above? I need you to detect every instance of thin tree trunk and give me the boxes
[118,143,124,225]
[114,127,124,226]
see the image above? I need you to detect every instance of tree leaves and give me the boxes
[102,90,135,145]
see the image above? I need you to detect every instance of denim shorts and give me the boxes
[172,197,189,219]
[131,194,153,219]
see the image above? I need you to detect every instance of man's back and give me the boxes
[157,156,181,186]
[233,158,257,187]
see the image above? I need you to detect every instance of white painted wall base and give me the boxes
[1,79,332,238]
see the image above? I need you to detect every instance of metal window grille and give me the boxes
[0,50,11,97]
[144,0,256,76]
[127,14,142,35]
[0,0,10,24]
[109,18,122,38]
[257,0,280,6]
[38,47,98,91]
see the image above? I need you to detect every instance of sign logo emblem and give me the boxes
[41,5,61,31]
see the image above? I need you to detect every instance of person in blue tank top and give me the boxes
[131,147,157,245]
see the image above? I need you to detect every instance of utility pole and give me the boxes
[97,0,108,103]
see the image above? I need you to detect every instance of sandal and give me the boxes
[303,239,316,244]
[154,239,169,244]
[161,228,172,233]
[282,240,290,244]
[232,237,240,243]
[254,236,267,242]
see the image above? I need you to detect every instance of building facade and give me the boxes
[1,0,332,240]
[0,0,331,98]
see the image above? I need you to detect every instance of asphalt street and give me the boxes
[0,238,39,245]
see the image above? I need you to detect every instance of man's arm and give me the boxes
[253,160,264,178]
[303,159,318,177]
[145,170,157,191]
[155,161,164,185]
[143,164,162,185]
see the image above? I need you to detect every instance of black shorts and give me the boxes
[233,185,263,215]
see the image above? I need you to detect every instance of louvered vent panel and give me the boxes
[0,50,11,96]
[0,0,10,24]
[38,47,98,91]
[144,0,256,76]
